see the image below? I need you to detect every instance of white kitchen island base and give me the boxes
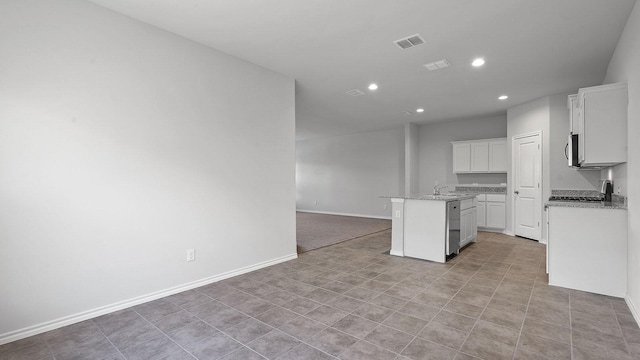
[388,195,477,263]
[403,199,448,262]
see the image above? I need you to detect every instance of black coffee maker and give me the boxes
[600,180,613,204]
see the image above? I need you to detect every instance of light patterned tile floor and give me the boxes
[1,230,639,359]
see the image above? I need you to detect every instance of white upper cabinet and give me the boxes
[569,83,627,168]
[452,138,507,173]
[568,94,581,135]
[488,139,507,172]
[470,142,489,172]
[453,143,471,173]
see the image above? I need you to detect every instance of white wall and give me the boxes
[296,127,404,218]
[548,93,601,190]
[506,97,551,239]
[405,123,420,195]
[603,0,640,323]
[0,0,296,343]
[418,115,507,194]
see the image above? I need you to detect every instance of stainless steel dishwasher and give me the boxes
[446,200,461,255]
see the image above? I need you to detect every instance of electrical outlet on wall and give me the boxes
[186,249,195,262]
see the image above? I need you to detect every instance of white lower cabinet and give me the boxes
[472,208,478,239]
[476,194,506,230]
[477,200,486,227]
[486,202,506,228]
[460,198,477,248]
[547,206,627,297]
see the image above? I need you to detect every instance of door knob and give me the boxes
[514,191,519,195]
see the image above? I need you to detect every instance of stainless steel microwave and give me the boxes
[567,134,579,167]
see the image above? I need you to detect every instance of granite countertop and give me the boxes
[545,201,627,210]
[382,193,478,202]
[546,189,628,210]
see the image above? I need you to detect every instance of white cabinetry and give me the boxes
[547,206,627,297]
[470,142,489,172]
[488,140,507,172]
[567,94,581,135]
[453,143,471,172]
[486,194,506,229]
[568,83,627,168]
[452,138,507,173]
[403,199,448,263]
[476,195,487,227]
[460,198,477,248]
[476,194,506,230]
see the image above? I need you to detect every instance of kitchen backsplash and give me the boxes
[551,189,602,197]
[454,184,507,194]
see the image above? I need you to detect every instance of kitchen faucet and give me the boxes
[433,184,448,195]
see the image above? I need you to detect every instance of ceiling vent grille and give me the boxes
[394,34,425,50]
[346,89,365,96]
[424,59,451,71]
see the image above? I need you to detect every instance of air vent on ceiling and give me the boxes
[393,34,425,50]
[424,59,451,71]
[346,89,365,96]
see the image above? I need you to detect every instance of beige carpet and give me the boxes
[296,212,391,253]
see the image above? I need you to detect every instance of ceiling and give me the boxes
[87,0,635,140]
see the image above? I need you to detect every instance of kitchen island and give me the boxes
[384,194,477,263]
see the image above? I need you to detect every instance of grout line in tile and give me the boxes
[393,251,490,356]
[458,259,516,359]
[612,294,634,358]
[568,290,574,360]
[87,319,137,359]
[130,308,199,359]
[41,331,58,360]
[510,256,543,360]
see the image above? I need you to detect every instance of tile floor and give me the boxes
[2,231,639,360]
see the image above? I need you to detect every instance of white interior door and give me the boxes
[513,133,542,240]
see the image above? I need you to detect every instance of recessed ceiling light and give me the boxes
[498,95,509,100]
[416,108,424,113]
[472,58,485,67]
[368,83,378,91]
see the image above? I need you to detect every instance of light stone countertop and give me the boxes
[382,194,478,202]
[547,190,627,210]
[545,200,627,210]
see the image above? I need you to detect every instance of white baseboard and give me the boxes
[0,253,298,346]
[626,295,640,328]
[389,250,404,257]
[296,209,391,220]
